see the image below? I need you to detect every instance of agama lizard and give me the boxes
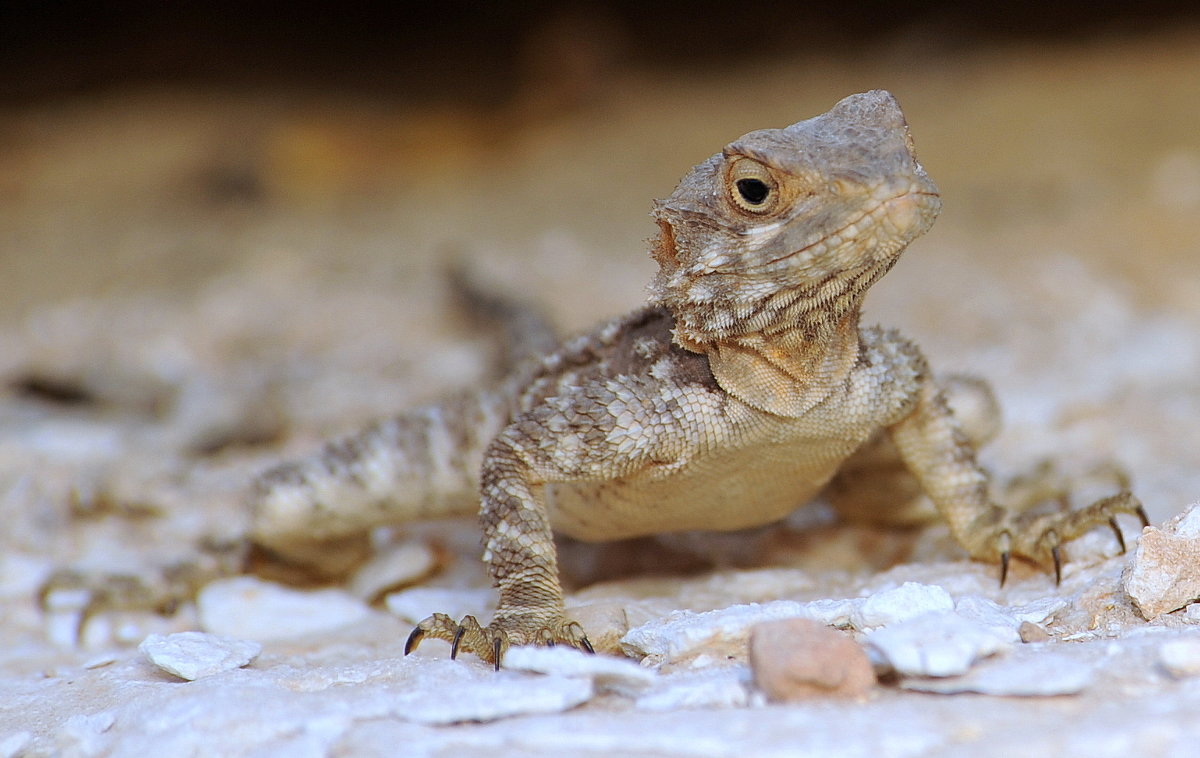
[250,91,1146,668]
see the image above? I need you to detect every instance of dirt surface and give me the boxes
[1,24,1200,757]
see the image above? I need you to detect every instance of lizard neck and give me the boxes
[670,260,892,417]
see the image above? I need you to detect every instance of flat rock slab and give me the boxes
[139,631,262,681]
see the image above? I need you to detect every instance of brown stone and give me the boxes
[749,618,876,701]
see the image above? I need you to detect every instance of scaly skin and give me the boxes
[251,91,1145,668]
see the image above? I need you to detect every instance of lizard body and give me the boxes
[251,91,1144,666]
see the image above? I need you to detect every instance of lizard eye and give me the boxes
[727,158,780,214]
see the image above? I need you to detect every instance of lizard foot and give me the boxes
[37,538,247,642]
[991,488,1149,586]
[404,612,594,670]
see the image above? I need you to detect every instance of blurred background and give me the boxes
[0,2,1198,515]
[2,1,1198,318]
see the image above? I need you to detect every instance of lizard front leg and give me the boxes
[889,376,1147,583]
[405,428,593,669]
[404,370,710,667]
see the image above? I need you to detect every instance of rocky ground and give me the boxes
[2,27,1200,757]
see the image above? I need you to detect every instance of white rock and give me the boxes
[954,595,1067,631]
[1159,638,1200,677]
[801,597,863,627]
[635,667,752,710]
[0,732,31,758]
[621,601,810,662]
[198,576,370,641]
[902,652,1093,696]
[866,610,1016,677]
[852,582,954,629]
[391,661,594,724]
[620,598,864,664]
[58,711,115,756]
[384,587,495,625]
[503,646,656,696]
[139,631,262,681]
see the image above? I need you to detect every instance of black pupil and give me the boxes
[736,178,770,205]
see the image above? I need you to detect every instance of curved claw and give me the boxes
[1051,544,1063,586]
[1136,504,1150,528]
[999,551,1011,587]
[580,636,595,655]
[404,626,424,656]
[493,637,503,671]
[1109,517,1127,554]
[450,625,466,660]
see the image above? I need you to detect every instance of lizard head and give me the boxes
[649,90,941,347]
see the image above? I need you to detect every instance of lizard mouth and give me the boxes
[750,189,941,270]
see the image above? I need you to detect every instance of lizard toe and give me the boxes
[404,612,591,669]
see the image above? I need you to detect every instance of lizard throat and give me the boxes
[668,258,894,417]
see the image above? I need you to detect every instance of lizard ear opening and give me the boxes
[650,218,680,269]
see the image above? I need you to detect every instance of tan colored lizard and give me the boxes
[251,91,1146,668]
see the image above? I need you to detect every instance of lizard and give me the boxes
[249,90,1147,668]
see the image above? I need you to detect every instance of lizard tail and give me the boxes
[248,388,513,564]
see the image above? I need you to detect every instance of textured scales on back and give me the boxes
[251,91,1146,668]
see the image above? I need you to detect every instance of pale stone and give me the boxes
[852,582,954,629]
[867,611,1015,677]
[390,660,595,725]
[620,597,865,665]
[139,631,262,681]
[199,576,370,641]
[749,618,875,701]
[503,645,656,696]
[1159,638,1200,677]
[0,732,31,758]
[1124,505,1200,618]
[635,667,752,710]
[621,601,808,663]
[903,652,1093,696]
[348,539,438,602]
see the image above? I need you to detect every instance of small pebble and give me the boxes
[1018,621,1052,643]
[140,631,262,681]
[749,618,876,701]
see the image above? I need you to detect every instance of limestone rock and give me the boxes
[866,610,1015,677]
[902,652,1093,696]
[1124,505,1200,618]
[851,582,954,629]
[502,646,656,696]
[749,618,876,701]
[139,631,262,681]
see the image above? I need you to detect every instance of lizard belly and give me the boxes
[546,433,858,541]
